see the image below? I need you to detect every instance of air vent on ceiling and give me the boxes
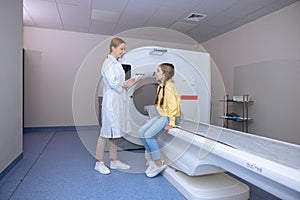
[185,13,207,22]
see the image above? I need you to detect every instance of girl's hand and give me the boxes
[164,125,174,132]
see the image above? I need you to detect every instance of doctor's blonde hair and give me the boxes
[109,37,126,53]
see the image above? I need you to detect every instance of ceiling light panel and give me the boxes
[91,9,120,22]
[89,20,116,35]
[58,2,90,27]
[163,0,200,10]
[145,6,185,27]
[191,0,239,15]
[114,0,161,33]
[124,0,161,17]
[113,14,147,34]
[92,0,129,12]
[56,0,81,5]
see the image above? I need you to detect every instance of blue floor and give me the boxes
[0,130,185,200]
[0,130,279,200]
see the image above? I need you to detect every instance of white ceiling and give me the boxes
[23,0,299,43]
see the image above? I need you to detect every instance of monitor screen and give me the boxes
[122,64,131,80]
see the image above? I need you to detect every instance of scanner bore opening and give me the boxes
[132,82,158,116]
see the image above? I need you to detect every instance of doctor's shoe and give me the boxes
[110,160,131,170]
[95,161,111,175]
[146,162,167,178]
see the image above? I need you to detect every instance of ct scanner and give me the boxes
[106,46,300,199]
[122,46,211,146]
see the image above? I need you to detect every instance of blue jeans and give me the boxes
[138,115,179,161]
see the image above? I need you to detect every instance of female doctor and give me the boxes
[95,37,137,174]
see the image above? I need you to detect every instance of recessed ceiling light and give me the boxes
[185,13,207,22]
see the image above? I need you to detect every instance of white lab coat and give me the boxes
[100,55,131,138]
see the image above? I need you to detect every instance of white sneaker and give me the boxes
[95,161,110,175]
[146,157,155,167]
[145,160,155,174]
[146,162,167,178]
[110,160,131,170]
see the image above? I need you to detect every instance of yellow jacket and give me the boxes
[156,80,180,127]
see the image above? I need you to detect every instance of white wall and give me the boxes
[202,2,300,144]
[0,0,23,173]
[23,27,206,127]
[23,27,107,127]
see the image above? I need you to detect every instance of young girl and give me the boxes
[95,37,137,175]
[138,63,180,177]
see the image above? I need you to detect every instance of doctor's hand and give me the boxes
[123,78,135,88]
[135,76,142,82]
[164,125,174,132]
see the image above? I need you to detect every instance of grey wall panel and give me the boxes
[234,59,300,144]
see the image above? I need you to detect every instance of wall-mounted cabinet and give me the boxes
[220,94,253,132]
